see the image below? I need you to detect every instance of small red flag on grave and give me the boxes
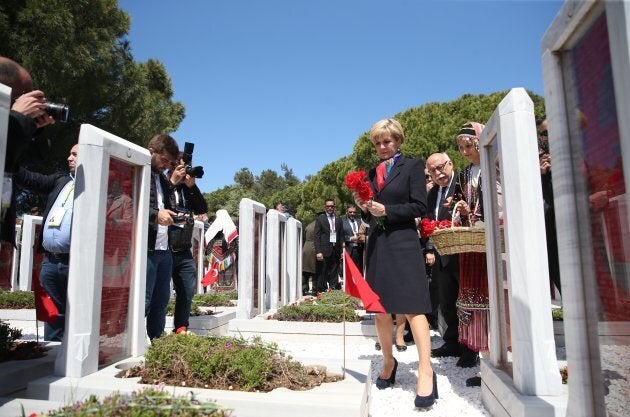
[344,250,385,313]
[201,267,219,287]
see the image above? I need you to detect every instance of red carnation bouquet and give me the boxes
[345,170,385,229]
[419,218,452,239]
[345,170,373,201]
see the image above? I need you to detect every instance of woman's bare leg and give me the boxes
[375,313,395,378]
[395,314,407,346]
[407,313,433,396]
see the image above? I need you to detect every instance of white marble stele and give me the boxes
[478,88,564,417]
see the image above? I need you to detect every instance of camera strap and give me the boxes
[174,187,187,207]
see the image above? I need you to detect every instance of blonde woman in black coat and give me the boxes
[353,118,436,409]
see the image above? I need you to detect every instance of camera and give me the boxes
[538,137,549,157]
[45,102,70,123]
[182,142,204,178]
[171,207,193,224]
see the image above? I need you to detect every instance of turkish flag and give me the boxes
[344,250,385,313]
[201,267,219,287]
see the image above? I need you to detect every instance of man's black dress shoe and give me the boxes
[431,343,461,358]
[455,347,479,368]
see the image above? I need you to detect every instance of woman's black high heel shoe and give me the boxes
[376,358,398,390]
[414,371,438,409]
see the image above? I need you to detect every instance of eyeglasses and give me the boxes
[347,211,356,214]
[158,153,177,166]
[539,130,548,138]
[428,161,451,175]
[325,205,336,208]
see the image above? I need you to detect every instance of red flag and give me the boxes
[201,267,219,287]
[344,250,385,313]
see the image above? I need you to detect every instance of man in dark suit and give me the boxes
[314,198,343,292]
[342,204,364,273]
[425,152,477,366]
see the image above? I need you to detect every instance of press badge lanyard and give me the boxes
[47,180,75,227]
[329,215,337,244]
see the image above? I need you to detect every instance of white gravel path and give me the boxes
[277,330,490,417]
[16,324,489,416]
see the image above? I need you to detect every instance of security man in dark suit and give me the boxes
[342,204,364,273]
[314,198,343,292]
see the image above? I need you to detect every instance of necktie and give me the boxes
[329,215,335,232]
[351,219,357,235]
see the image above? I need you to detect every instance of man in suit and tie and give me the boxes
[342,205,364,273]
[314,198,343,292]
[425,152,475,364]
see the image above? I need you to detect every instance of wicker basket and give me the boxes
[429,201,502,255]
[430,226,487,255]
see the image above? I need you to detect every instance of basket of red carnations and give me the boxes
[419,201,488,255]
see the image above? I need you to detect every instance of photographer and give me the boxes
[0,56,55,246]
[168,147,208,334]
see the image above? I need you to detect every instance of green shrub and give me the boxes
[552,308,563,321]
[194,291,237,307]
[313,290,362,309]
[272,303,361,322]
[0,289,35,309]
[37,387,231,416]
[129,334,338,392]
[166,297,206,317]
[0,320,22,362]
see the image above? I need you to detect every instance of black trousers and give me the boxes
[435,254,460,345]
[346,244,364,273]
[316,254,340,292]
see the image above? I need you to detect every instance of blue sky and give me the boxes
[118,0,563,193]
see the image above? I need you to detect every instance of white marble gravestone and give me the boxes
[19,215,42,291]
[0,83,9,243]
[478,88,563,416]
[265,209,289,312]
[236,198,266,319]
[541,2,630,416]
[286,217,303,303]
[55,124,151,377]
[192,219,206,294]
[10,224,21,290]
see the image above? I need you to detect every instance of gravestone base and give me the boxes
[25,354,371,417]
[481,359,568,417]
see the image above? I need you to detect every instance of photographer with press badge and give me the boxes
[168,142,208,334]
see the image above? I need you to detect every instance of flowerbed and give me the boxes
[123,334,341,392]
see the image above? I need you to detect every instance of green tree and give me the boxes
[0,0,184,167]
[204,90,546,225]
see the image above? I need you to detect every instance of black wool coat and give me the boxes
[364,155,432,314]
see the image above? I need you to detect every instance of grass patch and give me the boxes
[552,308,563,321]
[125,334,341,392]
[34,387,232,416]
[271,290,362,322]
[165,290,237,316]
[0,289,35,309]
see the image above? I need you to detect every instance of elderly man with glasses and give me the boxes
[424,152,472,361]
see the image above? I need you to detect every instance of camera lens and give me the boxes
[45,103,70,123]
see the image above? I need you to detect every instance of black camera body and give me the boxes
[45,102,70,123]
[171,206,193,224]
[182,142,204,178]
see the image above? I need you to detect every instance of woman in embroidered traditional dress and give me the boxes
[453,122,493,381]
[353,118,437,409]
